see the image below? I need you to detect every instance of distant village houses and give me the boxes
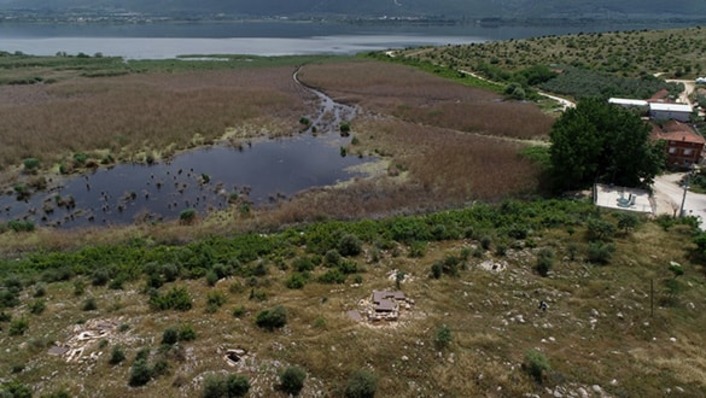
[608,90,703,169]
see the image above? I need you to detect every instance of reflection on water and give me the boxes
[0,72,372,229]
[0,132,370,228]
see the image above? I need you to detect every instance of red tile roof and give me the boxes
[651,120,706,145]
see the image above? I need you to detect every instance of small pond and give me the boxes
[0,132,370,229]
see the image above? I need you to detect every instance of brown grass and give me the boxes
[298,60,554,139]
[0,67,311,169]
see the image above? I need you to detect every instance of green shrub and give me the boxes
[109,346,126,365]
[0,380,32,398]
[73,152,88,165]
[255,305,287,331]
[617,212,639,234]
[226,374,250,397]
[42,388,71,398]
[0,311,11,322]
[203,373,250,398]
[495,243,508,256]
[536,248,554,277]
[178,324,197,341]
[0,290,20,308]
[128,359,152,386]
[179,208,197,224]
[23,157,40,171]
[150,286,193,311]
[71,280,85,296]
[279,366,307,396]
[318,269,346,284]
[340,122,351,135]
[524,349,550,384]
[8,220,35,233]
[206,271,219,287]
[480,235,492,250]
[587,242,615,264]
[430,262,443,279]
[324,249,342,267]
[344,370,378,398]
[152,358,169,377]
[434,324,452,350]
[33,284,46,297]
[408,241,426,258]
[29,299,45,315]
[292,257,315,272]
[162,327,179,345]
[82,297,97,311]
[92,269,110,286]
[285,273,308,289]
[338,234,363,257]
[9,318,29,336]
[162,263,180,282]
[232,306,246,318]
[206,291,227,313]
[430,255,461,279]
[586,218,615,242]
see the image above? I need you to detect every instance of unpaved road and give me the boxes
[653,173,706,229]
[665,79,696,107]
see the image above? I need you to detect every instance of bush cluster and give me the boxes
[255,305,287,331]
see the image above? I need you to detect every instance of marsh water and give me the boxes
[0,79,369,228]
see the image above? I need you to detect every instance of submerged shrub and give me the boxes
[179,208,197,224]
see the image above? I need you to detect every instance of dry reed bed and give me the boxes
[256,118,541,226]
[298,60,554,140]
[0,67,311,168]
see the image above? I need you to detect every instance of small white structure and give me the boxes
[609,98,649,111]
[696,77,706,85]
[594,183,653,214]
[649,103,693,122]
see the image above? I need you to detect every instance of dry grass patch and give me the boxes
[0,67,311,169]
[298,60,553,140]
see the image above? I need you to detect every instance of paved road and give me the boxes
[653,173,706,229]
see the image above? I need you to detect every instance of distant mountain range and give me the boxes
[2,0,706,18]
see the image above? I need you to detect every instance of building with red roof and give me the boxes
[651,120,706,169]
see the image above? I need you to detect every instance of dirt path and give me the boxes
[665,79,696,106]
[457,69,575,110]
[653,173,706,229]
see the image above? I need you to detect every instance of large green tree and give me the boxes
[550,98,664,190]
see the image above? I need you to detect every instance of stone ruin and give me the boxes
[48,319,119,363]
[349,290,415,324]
[223,347,250,367]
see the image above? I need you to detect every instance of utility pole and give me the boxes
[679,165,697,217]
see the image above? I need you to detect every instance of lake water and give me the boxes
[0,20,696,58]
